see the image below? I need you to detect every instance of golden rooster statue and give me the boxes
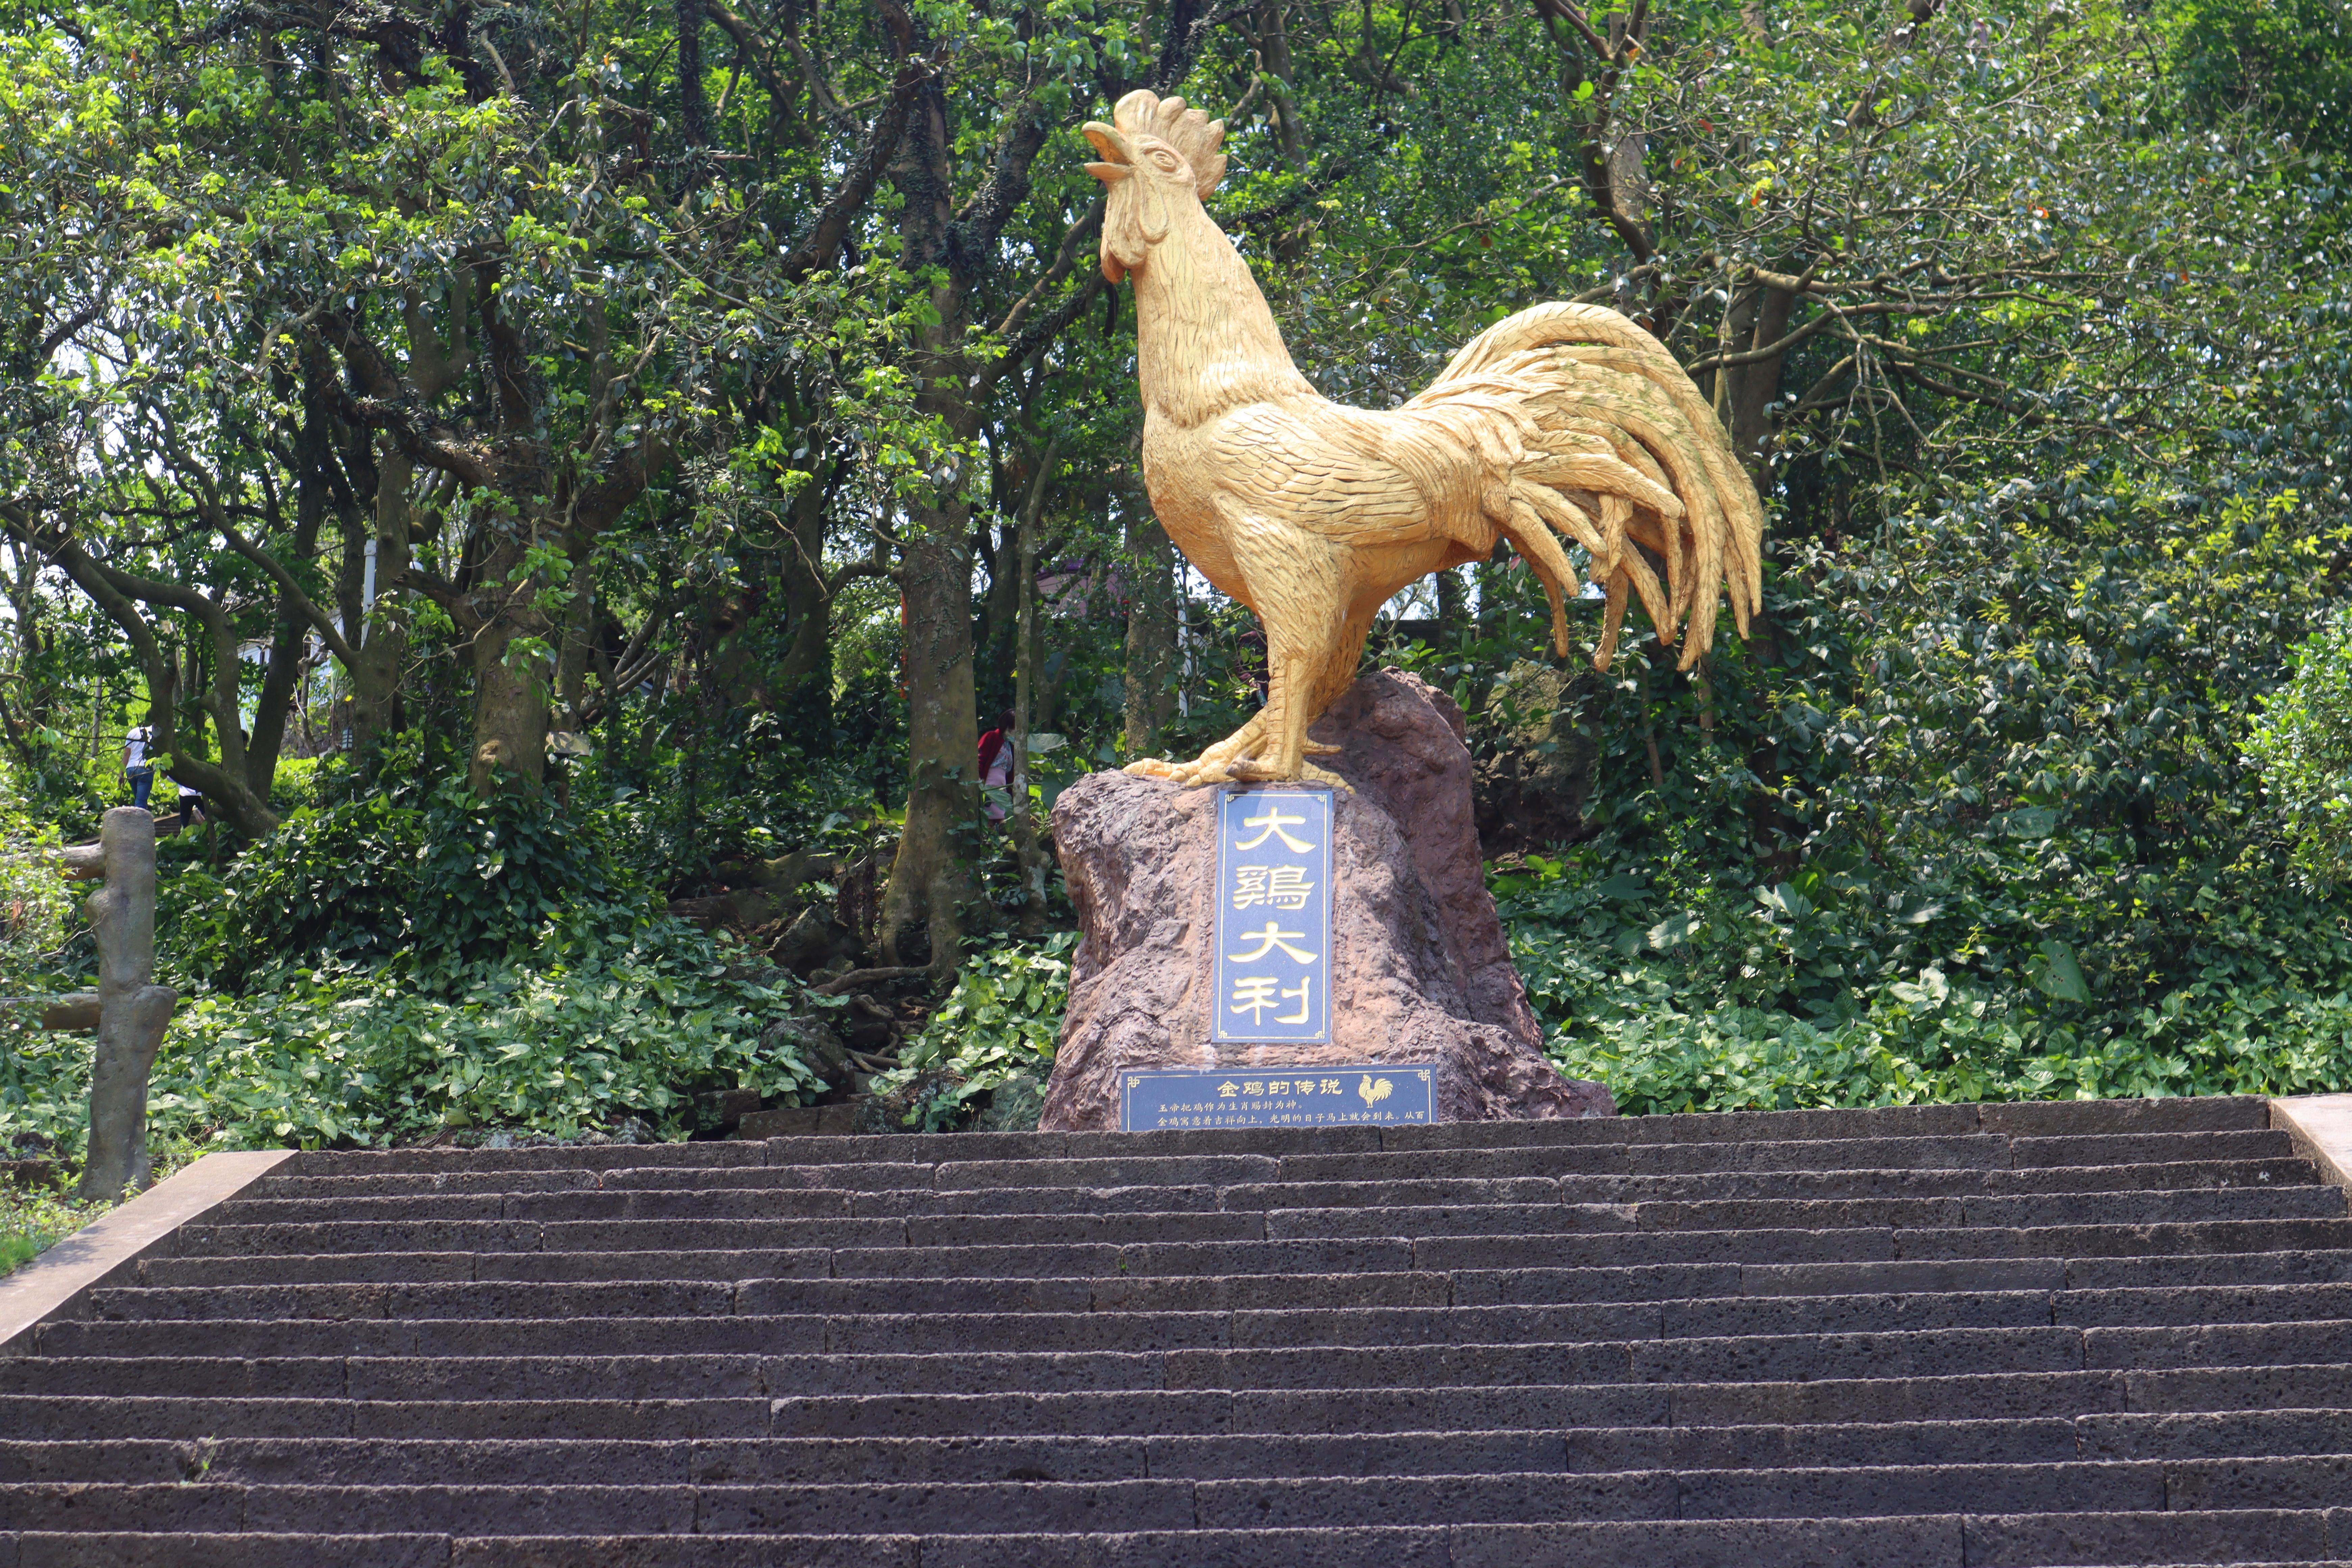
[1081,90,1767,787]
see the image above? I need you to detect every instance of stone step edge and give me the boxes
[6,1532,2352,1568]
[59,1291,2352,1331]
[247,1155,2324,1194]
[5,1420,2352,1457]
[212,1179,2341,1218]
[0,1151,294,1355]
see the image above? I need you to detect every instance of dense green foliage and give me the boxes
[3,0,2352,1165]
[2247,611,2352,881]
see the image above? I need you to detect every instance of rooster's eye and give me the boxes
[1150,150,1180,170]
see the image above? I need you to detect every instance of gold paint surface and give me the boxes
[1084,91,1767,786]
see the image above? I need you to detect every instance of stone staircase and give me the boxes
[10,1095,2352,1564]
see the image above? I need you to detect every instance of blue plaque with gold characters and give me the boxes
[1211,785,1334,1045]
[1121,1064,1436,1130]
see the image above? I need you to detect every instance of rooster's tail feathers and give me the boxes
[1416,302,1766,672]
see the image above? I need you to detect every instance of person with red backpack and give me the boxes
[977,710,1014,823]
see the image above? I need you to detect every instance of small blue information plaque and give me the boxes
[1121,1064,1436,1130]
[1211,785,1334,1046]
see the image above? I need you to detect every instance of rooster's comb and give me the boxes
[1111,90,1227,198]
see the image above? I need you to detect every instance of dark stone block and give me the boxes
[141,1253,477,1287]
[477,1250,834,1283]
[1265,1203,1632,1240]
[903,1212,1262,1247]
[820,1312,1228,1355]
[1739,1258,2067,1296]
[737,1278,1094,1318]
[1633,1326,2085,1384]
[1977,1096,2272,1136]
[761,1351,1164,1397]
[2126,1363,2352,1413]
[1228,1303,1662,1347]
[1142,1430,1566,1480]
[1665,1105,1984,1144]
[0,1484,245,1532]
[1446,1518,1965,1568]
[2162,1454,2352,1511]
[1089,1272,1449,1312]
[2008,1129,2292,1167]
[509,1189,860,1221]
[2064,1248,2352,1290]
[1957,1506,2330,1565]
[19,1535,451,1568]
[693,1480,1196,1535]
[1449,1264,1744,1305]
[1194,1471,1677,1528]
[1230,1384,1666,1433]
[239,1484,696,1535]
[687,1436,1148,1486]
[348,1400,767,1440]
[768,1393,1239,1439]
[0,1397,353,1440]
[1162,1342,1633,1391]
[2077,1410,2352,1461]
[1661,1290,2056,1339]
[0,1357,344,1400]
[2087,1319,2352,1369]
[345,1355,763,1403]
[1669,1371,2126,1426]
[1628,1135,2007,1174]
[1679,1460,2163,1519]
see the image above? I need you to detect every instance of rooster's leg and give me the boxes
[1123,711,1270,785]
[1223,540,1350,787]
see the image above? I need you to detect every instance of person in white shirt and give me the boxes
[122,725,155,810]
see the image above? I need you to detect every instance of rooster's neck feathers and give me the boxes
[1130,205,1317,428]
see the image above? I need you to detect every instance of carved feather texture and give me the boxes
[1083,103,1766,787]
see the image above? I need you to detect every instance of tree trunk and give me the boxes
[1009,442,1057,935]
[879,514,980,976]
[468,595,552,792]
[1122,516,1178,758]
[776,462,837,691]
[246,414,336,795]
[344,441,412,752]
[1435,564,1466,646]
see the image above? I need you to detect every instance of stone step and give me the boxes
[114,1245,2352,1302]
[14,1524,2352,1568]
[9,1416,2352,1486]
[19,1323,2352,1401]
[14,1095,2346,1564]
[767,1365,2352,1434]
[202,1182,2346,1235]
[272,1096,2276,1180]
[271,1121,2295,1188]
[241,1155,2320,1206]
[58,1281,2352,1355]
[156,1216,2352,1272]
[6,1460,2352,1533]
[13,1364,2352,1445]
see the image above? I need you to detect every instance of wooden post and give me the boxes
[63,807,179,1201]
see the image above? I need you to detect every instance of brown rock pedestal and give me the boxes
[1039,669,1614,1131]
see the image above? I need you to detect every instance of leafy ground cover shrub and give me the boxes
[1,924,826,1155]
[2247,608,2352,882]
[1501,846,2352,1116]
[0,1138,202,1277]
[2,771,829,1156]
[873,934,1075,1131]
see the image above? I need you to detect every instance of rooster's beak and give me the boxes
[1082,122,1131,184]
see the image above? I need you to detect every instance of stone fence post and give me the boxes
[58,807,179,1201]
